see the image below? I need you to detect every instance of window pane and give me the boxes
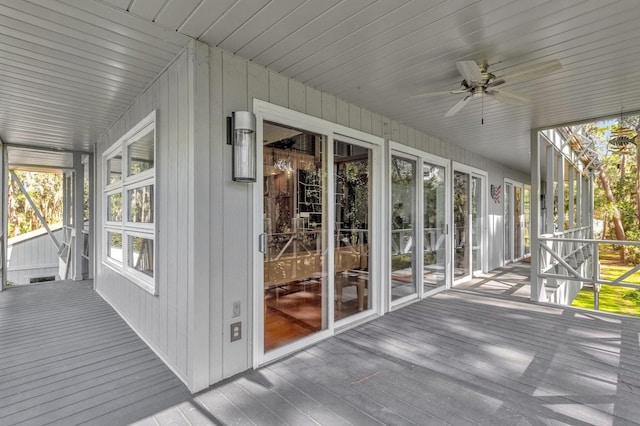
[128,128,154,176]
[107,232,123,262]
[107,193,122,221]
[128,236,153,277]
[107,154,122,184]
[128,185,154,223]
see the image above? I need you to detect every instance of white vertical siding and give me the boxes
[7,228,63,284]
[95,48,199,388]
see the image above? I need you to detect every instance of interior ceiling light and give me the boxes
[608,110,636,151]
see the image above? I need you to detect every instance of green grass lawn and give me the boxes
[571,248,640,316]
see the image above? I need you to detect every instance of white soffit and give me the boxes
[0,0,190,157]
[4,1,640,173]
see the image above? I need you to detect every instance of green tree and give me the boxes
[8,171,63,238]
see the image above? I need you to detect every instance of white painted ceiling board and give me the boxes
[0,0,191,162]
[3,0,640,173]
[55,0,190,48]
[267,0,411,73]
[198,0,271,47]
[7,147,74,170]
[177,0,236,39]
[98,0,131,10]
[216,0,306,54]
[129,0,166,21]
[283,0,459,80]
[9,1,179,63]
[154,0,201,30]
[234,0,342,60]
[251,0,377,67]
[290,0,480,85]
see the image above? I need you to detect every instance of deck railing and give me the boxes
[538,227,640,309]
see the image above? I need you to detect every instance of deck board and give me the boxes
[2,266,640,425]
[0,280,192,426]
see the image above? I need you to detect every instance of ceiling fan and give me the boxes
[412,60,562,118]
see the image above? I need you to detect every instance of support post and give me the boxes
[568,165,575,229]
[545,145,555,233]
[530,130,545,302]
[88,154,94,280]
[557,156,565,233]
[576,173,583,228]
[0,143,6,291]
[72,152,83,280]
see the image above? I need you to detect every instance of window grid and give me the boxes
[103,111,157,294]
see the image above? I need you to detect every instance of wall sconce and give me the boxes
[227,111,256,182]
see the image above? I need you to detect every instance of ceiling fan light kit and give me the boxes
[413,59,562,119]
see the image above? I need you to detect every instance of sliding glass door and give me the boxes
[390,145,450,306]
[254,101,383,365]
[504,179,524,263]
[453,165,485,284]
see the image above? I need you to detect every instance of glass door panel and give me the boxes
[391,156,417,301]
[524,186,531,256]
[423,162,446,291]
[334,140,371,320]
[471,176,482,273]
[514,186,523,259]
[262,121,327,353]
[453,171,470,281]
[504,182,512,262]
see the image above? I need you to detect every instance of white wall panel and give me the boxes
[95,48,198,389]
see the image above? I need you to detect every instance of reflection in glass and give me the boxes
[454,171,470,281]
[108,154,122,184]
[391,156,416,301]
[107,193,122,222]
[334,140,371,320]
[262,121,326,353]
[128,128,155,176]
[472,176,482,272]
[128,185,154,223]
[107,231,123,262]
[424,163,446,290]
[524,187,531,255]
[504,182,512,262]
[514,186,522,259]
[128,236,154,277]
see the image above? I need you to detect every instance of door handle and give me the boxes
[258,233,266,254]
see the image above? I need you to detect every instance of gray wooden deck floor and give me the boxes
[2,265,640,425]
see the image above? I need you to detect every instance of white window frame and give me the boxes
[102,110,157,294]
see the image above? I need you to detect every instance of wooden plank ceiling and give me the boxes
[3,0,640,173]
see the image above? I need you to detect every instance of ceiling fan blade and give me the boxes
[456,61,482,84]
[445,96,472,117]
[410,89,466,99]
[487,78,505,88]
[501,59,561,84]
[490,89,530,105]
